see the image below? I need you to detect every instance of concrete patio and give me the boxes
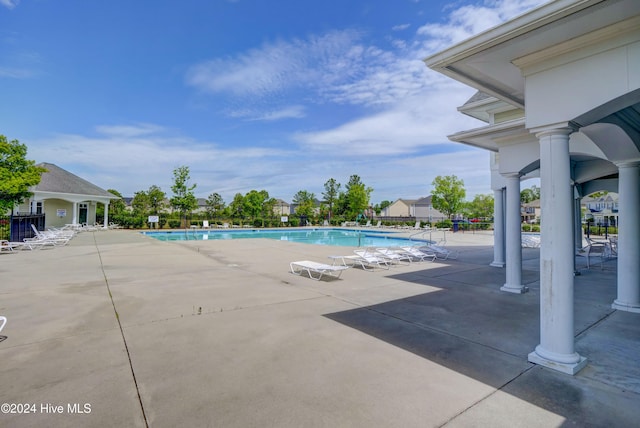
[0,229,638,427]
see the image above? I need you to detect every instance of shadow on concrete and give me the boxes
[324,248,640,426]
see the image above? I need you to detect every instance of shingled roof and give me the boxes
[33,163,118,199]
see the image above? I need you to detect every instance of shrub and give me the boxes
[435,219,452,229]
[168,219,181,228]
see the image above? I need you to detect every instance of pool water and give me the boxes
[142,228,427,247]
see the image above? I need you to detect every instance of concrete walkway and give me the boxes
[0,229,638,427]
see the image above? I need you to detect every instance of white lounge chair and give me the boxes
[0,316,6,334]
[290,260,350,281]
[375,248,412,265]
[351,249,391,270]
[397,246,437,262]
[418,244,458,260]
[202,220,211,229]
[1,240,23,253]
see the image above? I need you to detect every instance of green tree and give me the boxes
[229,193,245,219]
[465,193,494,220]
[131,190,150,215]
[106,189,126,215]
[0,136,47,212]
[344,175,372,220]
[147,185,166,215]
[431,175,466,219]
[169,166,197,227]
[96,189,126,223]
[520,185,540,203]
[263,197,277,222]
[205,192,225,219]
[244,190,269,220]
[373,200,392,215]
[293,190,316,218]
[322,178,341,221]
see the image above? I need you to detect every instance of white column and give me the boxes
[103,203,110,229]
[72,201,78,225]
[491,188,506,267]
[501,174,526,293]
[528,127,586,375]
[612,161,640,313]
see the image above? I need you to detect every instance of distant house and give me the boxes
[581,194,618,226]
[414,196,447,222]
[194,198,208,214]
[273,199,291,216]
[14,163,120,228]
[381,199,416,217]
[381,197,446,222]
[521,199,540,224]
[289,198,322,216]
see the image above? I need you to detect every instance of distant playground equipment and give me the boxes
[355,212,368,223]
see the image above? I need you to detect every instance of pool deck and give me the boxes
[1,228,638,427]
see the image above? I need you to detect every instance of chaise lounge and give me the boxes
[290,260,350,281]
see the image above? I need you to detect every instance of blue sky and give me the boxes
[0,0,546,204]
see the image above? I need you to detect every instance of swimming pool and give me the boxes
[142,228,428,247]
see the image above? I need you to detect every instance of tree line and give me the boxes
[106,168,377,228]
[4,136,544,230]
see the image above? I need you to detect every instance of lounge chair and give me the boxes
[30,224,74,244]
[218,223,230,229]
[397,246,437,262]
[351,248,391,270]
[1,240,23,253]
[417,244,458,260]
[375,247,412,265]
[0,316,6,334]
[290,260,350,281]
[202,220,211,229]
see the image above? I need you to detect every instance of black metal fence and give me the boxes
[8,213,45,242]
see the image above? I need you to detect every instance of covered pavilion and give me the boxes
[14,162,119,229]
[425,0,640,375]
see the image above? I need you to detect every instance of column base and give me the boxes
[612,300,640,313]
[528,349,587,375]
[490,261,505,268]
[500,284,528,294]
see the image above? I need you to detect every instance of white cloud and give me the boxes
[392,23,411,31]
[228,105,306,122]
[294,79,480,156]
[416,0,548,54]
[0,0,19,10]
[185,30,364,100]
[0,66,35,78]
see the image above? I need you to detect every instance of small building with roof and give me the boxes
[13,163,120,228]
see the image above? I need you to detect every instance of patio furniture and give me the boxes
[290,261,350,281]
[397,246,437,262]
[374,247,412,265]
